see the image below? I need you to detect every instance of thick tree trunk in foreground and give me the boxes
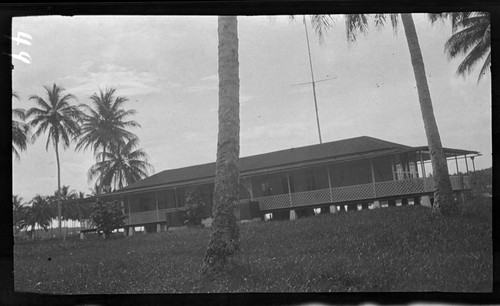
[401,13,455,215]
[201,16,240,277]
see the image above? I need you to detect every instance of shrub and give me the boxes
[185,192,206,227]
[90,199,127,238]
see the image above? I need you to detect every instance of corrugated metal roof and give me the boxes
[120,136,412,192]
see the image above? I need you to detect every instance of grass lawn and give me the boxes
[14,198,492,293]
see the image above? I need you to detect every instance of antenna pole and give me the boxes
[303,16,322,144]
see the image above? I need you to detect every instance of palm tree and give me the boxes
[88,137,153,191]
[311,13,455,215]
[201,16,241,277]
[27,195,54,239]
[399,13,455,215]
[56,185,78,233]
[75,191,92,228]
[433,12,490,83]
[76,88,139,163]
[12,93,30,160]
[13,195,29,236]
[89,183,103,196]
[26,83,81,240]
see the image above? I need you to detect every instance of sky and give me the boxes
[11,14,491,201]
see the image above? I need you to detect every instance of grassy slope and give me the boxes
[14,198,492,293]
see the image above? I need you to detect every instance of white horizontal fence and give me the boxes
[126,208,182,225]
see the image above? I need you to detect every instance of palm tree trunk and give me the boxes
[55,140,65,241]
[401,13,455,215]
[118,161,122,190]
[201,16,240,277]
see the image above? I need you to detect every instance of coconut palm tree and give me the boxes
[201,16,241,277]
[76,87,140,163]
[13,195,29,236]
[74,191,93,228]
[397,13,455,215]
[27,195,54,239]
[26,83,81,240]
[88,137,153,191]
[55,185,79,233]
[12,93,30,160]
[311,13,455,215]
[433,12,490,83]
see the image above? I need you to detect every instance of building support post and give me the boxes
[419,150,426,178]
[391,155,396,181]
[155,191,160,222]
[369,158,377,198]
[248,178,254,200]
[327,164,333,203]
[174,187,178,208]
[454,154,464,189]
[454,154,465,203]
[127,196,131,226]
[464,154,470,190]
[287,171,293,207]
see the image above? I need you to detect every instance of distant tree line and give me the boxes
[12,86,153,241]
[470,167,492,195]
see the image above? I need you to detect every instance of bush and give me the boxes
[90,199,127,238]
[185,192,206,227]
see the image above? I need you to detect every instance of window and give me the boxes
[261,182,272,196]
[306,170,317,190]
[409,161,418,178]
[281,175,295,194]
[396,164,404,180]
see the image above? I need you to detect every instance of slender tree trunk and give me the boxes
[102,144,107,163]
[55,140,65,241]
[201,16,240,277]
[401,13,455,215]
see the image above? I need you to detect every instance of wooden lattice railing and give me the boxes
[243,175,471,212]
[124,176,472,223]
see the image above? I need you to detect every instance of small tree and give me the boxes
[185,192,206,227]
[13,195,29,238]
[90,199,126,238]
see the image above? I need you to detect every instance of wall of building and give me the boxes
[372,155,394,182]
[329,159,372,187]
[290,166,329,192]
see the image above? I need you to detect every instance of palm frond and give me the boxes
[309,15,336,44]
[12,108,26,121]
[477,51,491,84]
[445,22,487,57]
[344,14,369,42]
[456,42,489,77]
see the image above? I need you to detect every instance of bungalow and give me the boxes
[72,136,479,236]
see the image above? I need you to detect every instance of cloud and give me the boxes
[62,62,162,99]
[201,74,218,82]
[183,85,218,93]
[242,122,310,142]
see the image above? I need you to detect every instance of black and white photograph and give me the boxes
[8,2,494,300]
